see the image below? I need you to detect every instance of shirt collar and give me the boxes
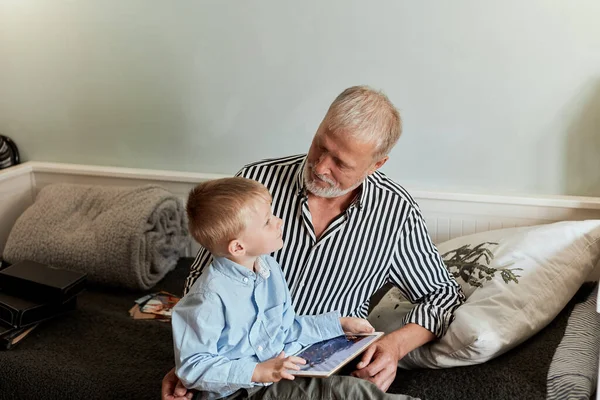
[255,257,271,280]
[211,256,271,285]
[294,156,308,196]
[295,155,370,211]
[355,175,370,211]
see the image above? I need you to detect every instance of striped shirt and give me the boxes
[185,155,465,337]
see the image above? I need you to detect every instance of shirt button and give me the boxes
[257,346,263,352]
[243,277,248,283]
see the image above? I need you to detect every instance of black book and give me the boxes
[0,292,77,328]
[0,260,86,303]
[0,321,38,350]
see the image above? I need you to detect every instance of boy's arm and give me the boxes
[283,311,345,346]
[270,259,344,346]
[172,292,258,394]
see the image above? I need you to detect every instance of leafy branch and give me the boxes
[442,242,522,287]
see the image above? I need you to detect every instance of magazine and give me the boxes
[136,291,180,318]
[291,332,383,378]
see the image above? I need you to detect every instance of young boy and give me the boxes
[172,177,418,400]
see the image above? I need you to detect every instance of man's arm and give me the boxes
[161,368,192,400]
[352,323,434,390]
[183,246,212,296]
[353,206,465,391]
[389,207,465,337]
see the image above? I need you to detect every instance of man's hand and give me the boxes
[351,334,401,392]
[352,323,436,392]
[161,367,193,400]
[252,352,306,383]
[340,317,375,334]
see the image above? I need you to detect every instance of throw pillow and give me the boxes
[368,220,600,368]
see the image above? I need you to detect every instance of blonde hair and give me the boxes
[326,85,402,158]
[186,177,271,256]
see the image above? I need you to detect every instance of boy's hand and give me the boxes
[340,317,375,334]
[252,352,306,383]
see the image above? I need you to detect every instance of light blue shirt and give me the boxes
[172,255,344,399]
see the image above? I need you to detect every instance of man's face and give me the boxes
[305,120,386,198]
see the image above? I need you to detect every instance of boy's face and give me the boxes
[238,197,284,256]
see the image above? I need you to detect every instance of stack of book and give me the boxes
[0,260,86,349]
[129,291,180,321]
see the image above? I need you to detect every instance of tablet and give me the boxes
[290,332,384,378]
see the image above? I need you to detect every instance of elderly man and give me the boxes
[163,86,465,400]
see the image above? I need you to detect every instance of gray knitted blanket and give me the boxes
[2,183,189,290]
[547,283,600,400]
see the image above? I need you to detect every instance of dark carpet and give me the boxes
[389,284,596,400]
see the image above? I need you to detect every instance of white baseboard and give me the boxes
[31,161,225,198]
[4,161,600,257]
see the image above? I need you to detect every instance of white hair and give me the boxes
[325,85,402,158]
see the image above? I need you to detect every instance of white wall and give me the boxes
[1,0,599,196]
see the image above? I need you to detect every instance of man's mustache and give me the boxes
[307,164,337,186]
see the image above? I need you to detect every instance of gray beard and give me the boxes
[304,164,364,199]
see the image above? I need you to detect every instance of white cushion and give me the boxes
[368,220,600,368]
